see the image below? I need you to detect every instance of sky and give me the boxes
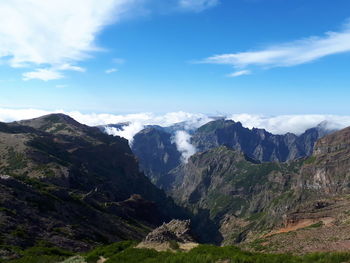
[1,0,350,132]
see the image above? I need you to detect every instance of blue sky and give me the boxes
[1,0,350,115]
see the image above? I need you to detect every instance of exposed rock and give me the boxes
[144,219,196,243]
[191,119,334,163]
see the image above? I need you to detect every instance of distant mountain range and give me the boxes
[101,119,334,188]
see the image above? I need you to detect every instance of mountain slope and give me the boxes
[167,146,302,244]
[167,125,350,253]
[192,119,334,162]
[131,126,181,188]
[0,114,186,254]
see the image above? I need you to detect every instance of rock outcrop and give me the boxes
[143,219,195,243]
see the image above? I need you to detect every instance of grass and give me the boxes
[6,245,74,263]
[84,240,136,263]
[103,244,350,263]
[5,241,350,263]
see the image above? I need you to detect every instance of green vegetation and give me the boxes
[5,245,74,263]
[304,156,317,165]
[4,147,27,171]
[103,244,350,263]
[5,242,350,263]
[303,221,324,229]
[84,241,136,263]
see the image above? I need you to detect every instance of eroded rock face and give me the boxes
[191,119,333,163]
[144,219,196,243]
[298,126,350,196]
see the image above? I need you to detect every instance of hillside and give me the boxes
[166,125,350,253]
[0,114,186,258]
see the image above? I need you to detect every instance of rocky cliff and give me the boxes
[129,120,333,188]
[167,125,350,252]
[192,119,334,162]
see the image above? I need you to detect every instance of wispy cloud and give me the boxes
[178,0,219,12]
[227,70,251,78]
[23,69,64,81]
[0,0,135,80]
[105,68,118,74]
[202,20,350,75]
[172,130,197,163]
[0,0,219,81]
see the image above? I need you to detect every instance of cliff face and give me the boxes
[297,126,350,197]
[191,119,333,163]
[0,114,186,252]
[167,146,302,244]
[167,125,350,252]
[130,120,332,189]
[131,126,181,188]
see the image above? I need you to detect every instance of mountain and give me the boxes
[128,119,334,188]
[166,125,350,253]
[192,119,335,162]
[0,114,186,254]
[131,126,181,188]
[167,146,301,245]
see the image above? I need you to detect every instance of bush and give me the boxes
[7,246,74,263]
[84,240,136,263]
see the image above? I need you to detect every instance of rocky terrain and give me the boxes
[191,119,334,162]
[127,119,333,187]
[165,126,350,253]
[137,219,198,251]
[0,114,187,257]
[2,113,350,260]
[131,126,181,188]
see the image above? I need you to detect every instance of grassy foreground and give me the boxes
[3,241,350,263]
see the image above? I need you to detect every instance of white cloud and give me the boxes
[227,114,350,135]
[0,0,135,80]
[105,68,118,74]
[172,130,197,162]
[58,64,86,72]
[0,0,219,81]
[3,108,350,142]
[178,0,219,12]
[227,70,251,78]
[23,69,64,81]
[202,20,350,74]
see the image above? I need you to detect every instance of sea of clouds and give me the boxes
[2,108,350,162]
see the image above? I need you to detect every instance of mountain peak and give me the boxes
[16,113,87,135]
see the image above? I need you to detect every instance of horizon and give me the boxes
[1,0,350,114]
[2,108,350,141]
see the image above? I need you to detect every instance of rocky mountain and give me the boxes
[167,146,301,244]
[129,119,333,188]
[0,114,187,254]
[192,119,335,162]
[166,125,350,253]
[131,126,182,188]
